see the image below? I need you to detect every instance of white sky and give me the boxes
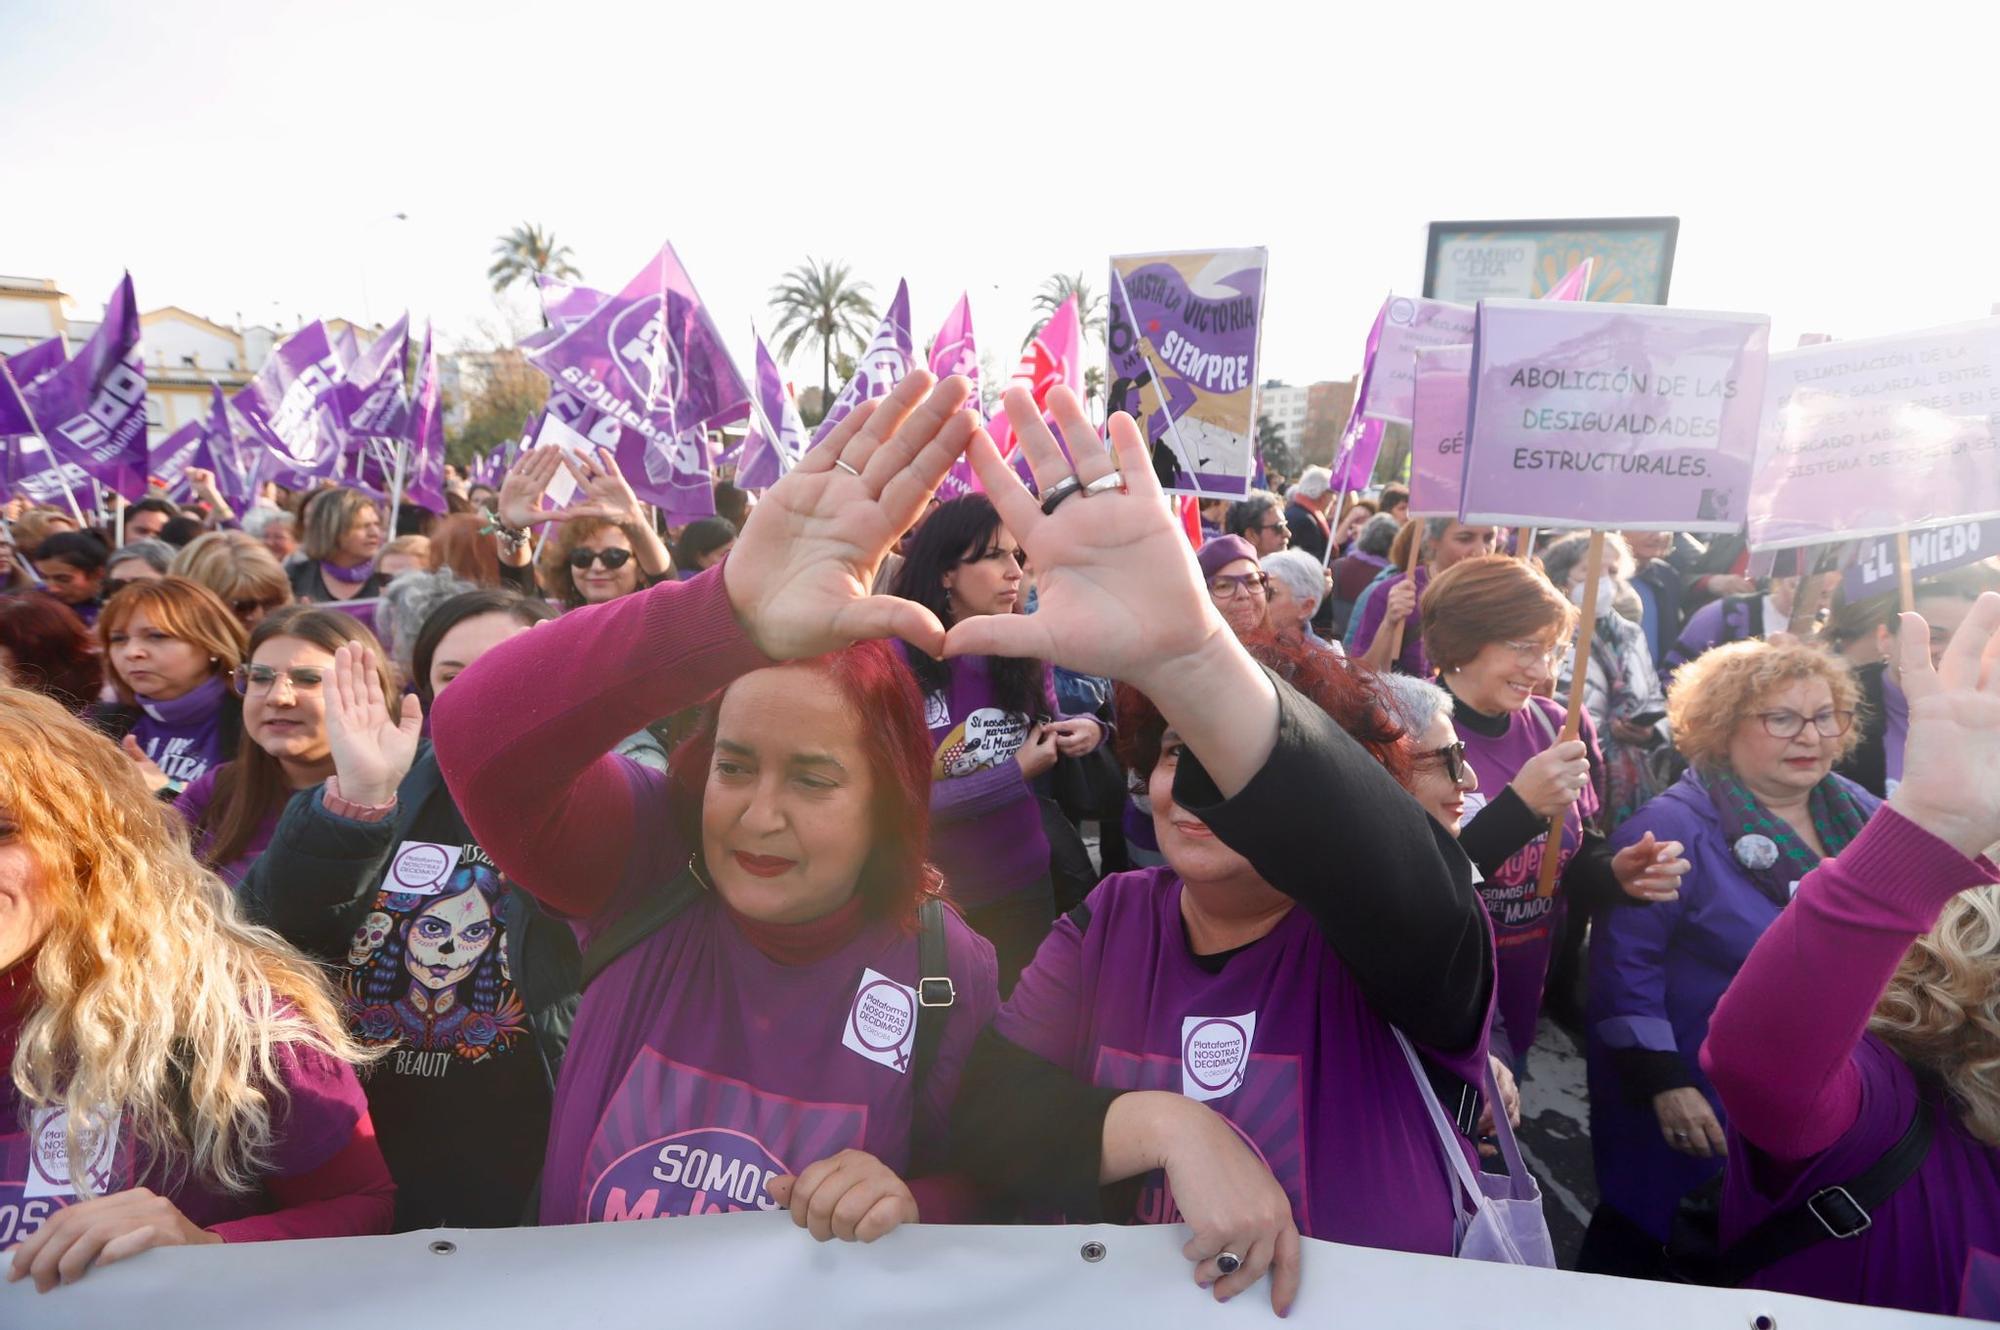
[4,0,1997,388]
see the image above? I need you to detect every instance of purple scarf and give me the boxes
[137,672,228,725]
[320,558,377,587]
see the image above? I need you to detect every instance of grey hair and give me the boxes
[107,538,175,576]
[1357,512,1401,558]
[1261,549,1325,617]
[1376,672,1455,741]
[1541,531,1635,589]
[377,569,474,675]
[1297,466,1332,500]
[240,506,296,540]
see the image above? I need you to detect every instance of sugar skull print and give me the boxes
[343,849,528,1064]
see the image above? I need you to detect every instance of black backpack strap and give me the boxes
[1693,1074,1940,1286]
[911,897,954,1094]
[578,862,708,991]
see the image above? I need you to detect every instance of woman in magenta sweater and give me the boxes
[1701,590,2000,1317]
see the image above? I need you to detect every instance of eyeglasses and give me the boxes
[230,596,288,620]
[1758,708,1855,740]
[233,664,325,697]
[1251,522,1290,540]
[1208,572,1271,600]
[568,547,634,571]
[1421,741,1470,785]
[1504,638,1567,668]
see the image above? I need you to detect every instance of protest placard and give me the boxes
[1746,318,2000,551]
[1360,296,1475,425]
[1460,300,1769,532]
[1843,518,2000,600]
[1407,343,1472,518]
[1106,248,1266,499]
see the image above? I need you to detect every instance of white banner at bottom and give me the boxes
[0,1210,1964,1328]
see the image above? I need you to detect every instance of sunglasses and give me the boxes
[569,547,634,571]
[1423,741,1469,785]
[231,596,288,620]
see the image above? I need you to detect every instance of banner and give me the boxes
[926,293,980,500]
[1746,318,2000,550]
[1843,518,2000,599]
[400,326,449,515]
[5,434,91,508]
[6,336,67,395]
[234,320,351,484]
[811,279,913,445]
[1408,343,1473,518]
[0,362,32,439]
[1460,300,1769,532]
[524,240,750,519]
[1360,296,1476,426]
[23,272,149,499]
[736,329,811,492]
[1107,247,1266,499]
[990,294,1083,483]
[1425,218,1678,305]
[0,1209,1946,1329]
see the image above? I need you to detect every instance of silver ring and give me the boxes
[1079,472,1124,498]
[1673,1130,1689,1142]
[1216,1252,1242,1275]
[833,459,861,477]
[1039,476,1085,516]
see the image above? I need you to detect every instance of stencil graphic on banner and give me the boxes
[1460,300,1769,531]
[24,273,150,499]
[1107,248,1266,500]
[810,280,912,445]
[1747,318,2000,550]
[1408,343,1473,518]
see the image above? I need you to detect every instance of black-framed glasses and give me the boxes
[1208,572,1271,600]
[569,547,634,571]
[233,664,325,697]
[1423,740,1470,785]
[1758,708,1854,740]
[1251,522,1289,538]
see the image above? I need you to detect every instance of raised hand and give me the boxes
[324,643,422,806]
[722,372,977,660]
[1888,592,2000,858]
[118,735,170,795]
[496,447,586,529]
[556,447,648,528]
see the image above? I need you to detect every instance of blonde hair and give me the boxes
[0,687,364,1197]
[1665,638,1862,769]
[96,577,249,705]
[1871,886,2000,1146]
[171,531,291,612]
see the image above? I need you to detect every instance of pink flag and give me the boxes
[927,294,980,500]
[989,295,1083,481]
[1542,259,1595,303]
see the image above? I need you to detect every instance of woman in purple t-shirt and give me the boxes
[93,578,246,798]
[1701,591,2000,1318]
[890,494,1103,990]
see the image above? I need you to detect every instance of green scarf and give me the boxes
[1704,768,1873,904]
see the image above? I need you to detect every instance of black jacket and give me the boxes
[234,742,579,1086]
[1836,661,1892,798]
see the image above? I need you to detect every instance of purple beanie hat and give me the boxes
[1196,534,1259,582]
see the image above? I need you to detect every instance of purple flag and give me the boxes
[24,273,149,499]
[333,325,361,373]
[1359,296,1476,426]
[927,294,980,500]
[401,326,449,515]
[538,275,609,331]
[524,240,749,519]
[234,321,351,484]
[7,337,67,394]
[339,313,411,438]
[1107,250,1266,498]
[737,328,810,491]
[5,434,90,509]
[0,363,32,440]
[810,279,912,445]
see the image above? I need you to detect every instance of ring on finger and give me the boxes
[1039,476,1085,515]
[1215,1252,1242,1275]
[1080,472,1124,498]
[833,459,862,478]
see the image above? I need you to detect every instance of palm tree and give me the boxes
[1023,271,1109,348]
[768,259,877,405]
[487,224,582,302]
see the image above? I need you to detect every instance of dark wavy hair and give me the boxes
[669,640,943,923]
[1116,636,1412,788]
[889,494,1046,720]
[410,589,558,712]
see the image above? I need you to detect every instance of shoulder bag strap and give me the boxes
[578,862,708,991]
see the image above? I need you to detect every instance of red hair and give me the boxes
[1117,636,1412,787]
[670,639,942,923]
[429,513,503,587]
[0,592,103,712]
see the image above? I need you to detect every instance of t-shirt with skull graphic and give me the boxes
[336,793,552,1229]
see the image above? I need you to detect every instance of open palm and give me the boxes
[324,643,422,804]
[1890,593,2000,858]
[723,373,977,661]
[943,388,1226,691]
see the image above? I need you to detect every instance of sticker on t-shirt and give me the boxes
[23,1107,121,1201]
[387,841,464,896]
[1181,1012,1257,1102]
[344,844,528,1068]
[933,708,1030,778]
[923,690,950,730]
[842,969,918,1074]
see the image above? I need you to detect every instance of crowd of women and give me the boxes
[2,375,1998,1321]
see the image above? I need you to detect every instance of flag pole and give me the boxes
[1533,529,1605,900]
[1383,519,1426,665]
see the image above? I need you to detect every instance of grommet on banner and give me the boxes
[429,1240,457,1256]
[1750,1315,1777,1330]
[1079,1241,1106,1263]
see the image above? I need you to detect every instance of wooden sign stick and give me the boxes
[1533,530,1605,899]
